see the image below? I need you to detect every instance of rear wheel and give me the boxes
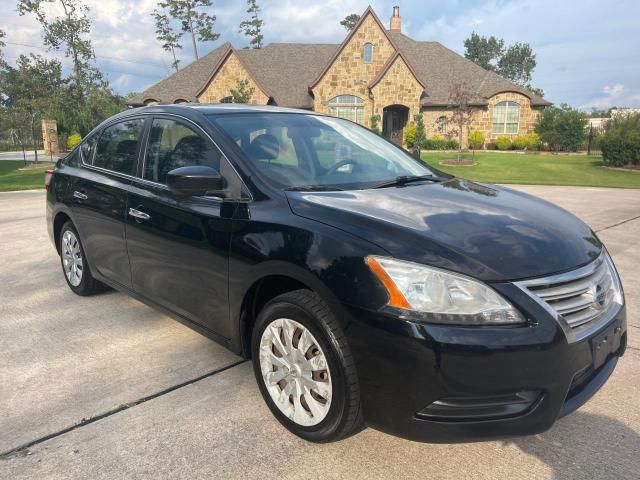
[59,221,107,296]
[251,289,362,442]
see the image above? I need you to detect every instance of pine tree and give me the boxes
[152,9,183,72]
[157,0,220,60]
[239,0,264,49]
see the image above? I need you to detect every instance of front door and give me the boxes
[383,106,409,146]
[68,117,145,288]
[125,116,243,338]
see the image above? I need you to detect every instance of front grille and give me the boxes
[517,253,621,330]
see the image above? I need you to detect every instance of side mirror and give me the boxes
[167,166,225,197]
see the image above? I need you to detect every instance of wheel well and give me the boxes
[240,275,309,358]
[53,212,71,254]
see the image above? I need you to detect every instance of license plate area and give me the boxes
[591,321,622,370]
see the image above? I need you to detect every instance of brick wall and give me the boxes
[312,13,395,126]
[197,52,269,105]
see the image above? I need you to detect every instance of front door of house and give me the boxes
[383,106,409,146]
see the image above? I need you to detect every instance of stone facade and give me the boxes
[198,52,269,105]
[422,92,543,147]
[370,55,422,119]
[191,9,545,149]
[311,12,396,127]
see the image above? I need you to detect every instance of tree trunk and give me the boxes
[30,116,38,165]
[171,46,179,72]
[187,13,198,59]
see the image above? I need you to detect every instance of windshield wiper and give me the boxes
[372,174,448,189]
[285,185,345,192]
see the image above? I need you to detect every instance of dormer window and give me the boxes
[363,43,373,64]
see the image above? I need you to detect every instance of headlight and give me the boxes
[366,256,525,325]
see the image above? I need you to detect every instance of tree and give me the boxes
[0,54,65,163]
[158,0,220,60]
[230,79,254,103]
[152,9,183,72]
[463,32,504,71]
[447,83,476,161]
[340,14,360,31]
[413,114,426,153]
[0,29,6,67]
[464,32,542,96]
[17,0,100,95]
[239,0,264,49]
[534,104,587,152]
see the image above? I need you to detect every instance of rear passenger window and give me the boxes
[93,119,143,175]
[144,118,221,184]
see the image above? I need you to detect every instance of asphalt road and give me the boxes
[1,187,638,479]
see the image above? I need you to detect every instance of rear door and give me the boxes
[69,117,145,288]
[125,115,247,338]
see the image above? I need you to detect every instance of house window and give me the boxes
[363,43,373,64]
[492,101,520,134]
[437,116,447,135]
[328,95,365,125]
[220,96,233,103]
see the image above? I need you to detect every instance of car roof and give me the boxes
[88,103,325,138]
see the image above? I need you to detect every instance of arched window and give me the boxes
[363,43,373,64]
[328,95,365,125]
[492,101,520,134]
[437,116,447,135]
[220,96,233,103]
[174,98,188,104]
[144,98,159,106]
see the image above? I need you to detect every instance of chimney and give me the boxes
[390,6,401,32]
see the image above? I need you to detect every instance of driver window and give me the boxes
[144,118,222,184]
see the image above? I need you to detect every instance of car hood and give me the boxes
[286,179,602,282]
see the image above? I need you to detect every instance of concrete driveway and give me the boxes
[1,186,638,479]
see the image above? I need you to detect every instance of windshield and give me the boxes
[208,113,433,190]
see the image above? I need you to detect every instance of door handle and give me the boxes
[128,208,151,221]
[73,190,88,200]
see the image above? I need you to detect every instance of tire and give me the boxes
[58,221,107,296]
[251,289,362,442]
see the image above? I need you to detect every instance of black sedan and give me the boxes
[46,104,627,442]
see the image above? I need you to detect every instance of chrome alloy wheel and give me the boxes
[259,318,332,426]
[61,230,83,287]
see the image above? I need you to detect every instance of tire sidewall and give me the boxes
[59,222,90,295]
[251,298,349,442]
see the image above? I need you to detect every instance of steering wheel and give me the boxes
[324,159,358,177]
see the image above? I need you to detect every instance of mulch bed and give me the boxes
[440,159,476,166]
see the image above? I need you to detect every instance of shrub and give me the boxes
[486,141,497,150]
[67,133,82,150]
[512,135,528,150]
[600,114,640,167]
[468,130,485,150]
[445,139,459,150]
[526,132,540,150]
[495,136,512,151]
[535,104,587,151]
[369,114,381,134]
[404,123,416,148]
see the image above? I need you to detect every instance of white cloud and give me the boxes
[582,84,630,109]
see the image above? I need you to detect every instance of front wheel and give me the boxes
[251,289,362,442]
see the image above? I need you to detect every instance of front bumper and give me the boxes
[344,283,627,443]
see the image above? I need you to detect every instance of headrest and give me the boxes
[248,134,280,161]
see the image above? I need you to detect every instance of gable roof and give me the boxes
[369,50,425,90]
[128,43,232,105]
[388,31,549,106]
[129,13,549,109]
[309,6,398,89]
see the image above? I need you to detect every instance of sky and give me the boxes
[1,0,639,111]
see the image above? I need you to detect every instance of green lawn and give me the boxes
[0,161,52,192]
[422,151,640,188]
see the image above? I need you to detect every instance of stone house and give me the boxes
[129,6,550,148]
